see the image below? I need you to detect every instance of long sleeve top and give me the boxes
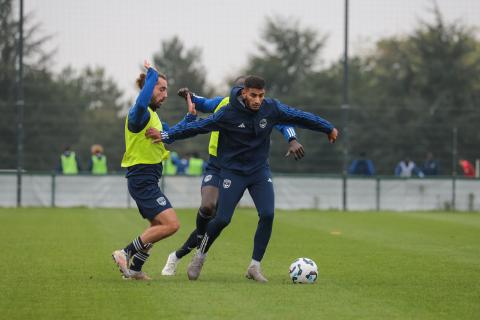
[192,94,297,142]
[162,86,334,175]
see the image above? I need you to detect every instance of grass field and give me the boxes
[0,208,479,320]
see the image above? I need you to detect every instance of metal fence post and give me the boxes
[376,176,380,211]
[452,127,457,211]
[51,172,56,207]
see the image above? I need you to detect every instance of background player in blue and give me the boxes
[148,76,338,282]
[112,60,196,280]
[161,83,305,275]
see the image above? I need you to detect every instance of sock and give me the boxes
[196,250,207,259]
[130,250,151,272]
[198,212,231,256]
[250,259,261,267]
[124,236,151,259]
[196,209,213,247]
[175,230,198,259]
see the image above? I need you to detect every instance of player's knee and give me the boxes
[200,204,216,217]
[215,216,231,229]
[167,220,180,235]
[259,212,274,223]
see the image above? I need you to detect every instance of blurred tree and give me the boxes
[0,0,57,170]
[14,66,126,172]
[57,67,125,172]
[242,16,342,173]
[0,0,126,171]
[2,1,479,176]
[345,6,480,174]
[243,16,327,100]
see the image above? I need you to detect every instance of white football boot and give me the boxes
[245,264,268,283]
[161,252,180,276]
[187,253,206,280]
[112,249,130,278]
[126,270,152,281]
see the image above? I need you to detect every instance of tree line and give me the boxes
[1,0,479,175]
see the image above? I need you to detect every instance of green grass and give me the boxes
[0,208,479,320]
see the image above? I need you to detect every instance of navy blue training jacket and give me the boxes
[162,86,335,175]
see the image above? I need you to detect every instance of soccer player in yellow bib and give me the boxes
[112,60,196,280]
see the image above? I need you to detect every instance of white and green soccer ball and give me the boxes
[289,257,318,284]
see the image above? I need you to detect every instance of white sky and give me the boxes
[27,0,480,101]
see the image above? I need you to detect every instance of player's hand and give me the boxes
[145,127,162,143]
[187,93,196,116]
[144,59,151,70]
[285,139,305,160]
[328,128,338,143]
[144,59,159,73]
[177,87,193,100]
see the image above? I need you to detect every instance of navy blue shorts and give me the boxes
[127,175,172,220]
[201,161,222,188]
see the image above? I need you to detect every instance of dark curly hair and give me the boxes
[136,72,167,89]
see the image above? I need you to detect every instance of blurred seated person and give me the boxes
[459,159,475,177]
[176,154,188,175]
[163,151,180,176]
[186,152,206,176]
[88,144,108,175]
[57,145,81,175]
[348,152,375,176]
[422,152,439,176]
[395,158,424,178]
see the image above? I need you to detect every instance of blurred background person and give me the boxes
[458,159,475,177]
[176,154,189,175]
[395,158,424,178]
[186,152,206,176]
[57,145,81,175]
[422,152,439,176]
[163,151,179,176]
[348,152,375,176]
[88,144,108,175]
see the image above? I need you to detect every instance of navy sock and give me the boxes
[175,230,197,259]
[252,214,274,261]
[198,217,229,254]
[196,209,213,247]
[130,250,150,272]
[124,236,149,259]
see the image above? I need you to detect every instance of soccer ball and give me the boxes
[289,257,318,284]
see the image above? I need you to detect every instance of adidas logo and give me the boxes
[267,178,272,182]
[238,123,246,128]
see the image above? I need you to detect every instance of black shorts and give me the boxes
[127,175,172,220]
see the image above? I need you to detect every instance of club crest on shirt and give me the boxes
[204,174,212,183]
[259,118,267,129]
[156,196,167,206]
[223,179,232,189]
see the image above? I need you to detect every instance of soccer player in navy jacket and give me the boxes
[161,82,305,276]
[147,75,338,282]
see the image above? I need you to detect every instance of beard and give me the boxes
[149,98,162,110]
